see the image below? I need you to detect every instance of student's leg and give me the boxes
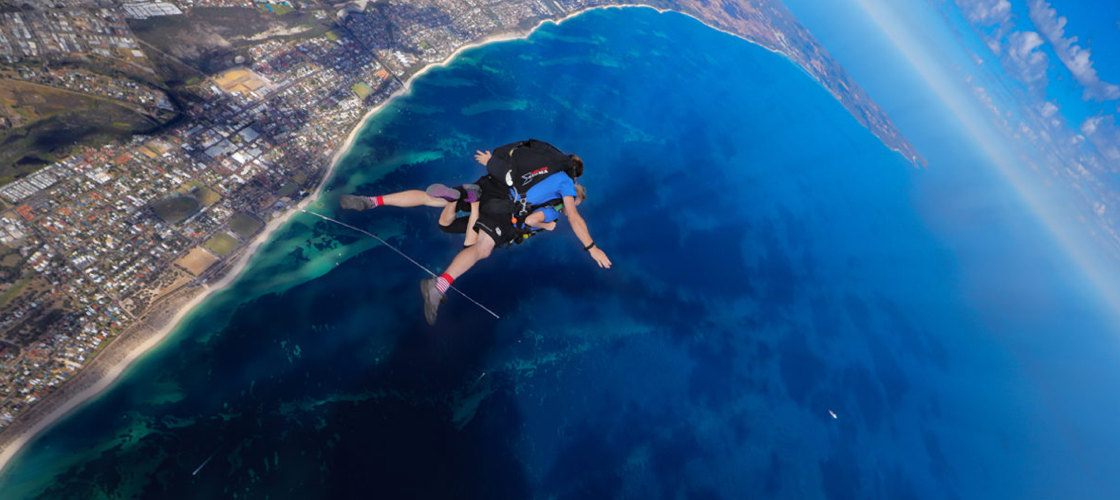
[438,200,460,226]
[437,202,480,246]
[382,190,445,207]
[341,189,445,210]
[463,201,480,246]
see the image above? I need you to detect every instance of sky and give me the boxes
[783,0,1120,322]
[929,0,1120,177]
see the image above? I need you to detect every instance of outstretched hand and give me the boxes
[589,247,612,269]
[474,150,492,166]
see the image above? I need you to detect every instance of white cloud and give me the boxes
[956,0,1011,26]
[969,50,984,66]
[1028,0,1120,101]
[957,0,1013,55]
[971,83,1000,115]
[1079,114,1120,160]
[1081,115,1100,135]
[1003,31,1049,90]
[985,37,1001,55]
[1039,100,1059,118]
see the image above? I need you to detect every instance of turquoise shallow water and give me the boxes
[2,7,1120,499]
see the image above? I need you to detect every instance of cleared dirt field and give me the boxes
[214,68,271,95]
[175,246,220,276]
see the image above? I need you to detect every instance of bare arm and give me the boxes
[525,210,556,231]
[563,196,611,269]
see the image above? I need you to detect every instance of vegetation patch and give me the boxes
[193,185,222,207]
[203,232,239,257]
[276,180,299,198]
[129,7,332,75]
[0,243,24,286]
[0,275,32,309]
[291,170,308,185]
[0,244,20,268]
[265,4,295,15]
[151,195,200,224]
[351,82,373,100]
[0,79,164,181]
[0,275,70,346]
[229,212,264,240]
[176,181,221,206]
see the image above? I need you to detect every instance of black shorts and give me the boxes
[438,215,471,234]
[473,175,521,246]
[439,212,517,247]
[436,177,487,235]
[434,175,518,246]
[473,211,518,246]
[437,195,474,235]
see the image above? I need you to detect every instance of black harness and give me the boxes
[509,197,565,246]
[484,139,574,246]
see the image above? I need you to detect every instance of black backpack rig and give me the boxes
[483,139,577,246]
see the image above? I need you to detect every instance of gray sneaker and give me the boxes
[425,184,460,202]
[461,183,481,203]
[420,277,446,325]
[340,195,374,211]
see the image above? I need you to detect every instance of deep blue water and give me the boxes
[2,7,1120,499]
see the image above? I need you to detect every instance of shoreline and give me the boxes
[0,3,635,478]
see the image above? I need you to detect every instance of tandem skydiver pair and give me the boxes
[339,139,612,325]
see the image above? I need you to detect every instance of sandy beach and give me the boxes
[0,4,642,477]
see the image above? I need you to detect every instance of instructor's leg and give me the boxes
[420,232,496,325]
[445,231,495,279]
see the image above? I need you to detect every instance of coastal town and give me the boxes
[0,0,939,451]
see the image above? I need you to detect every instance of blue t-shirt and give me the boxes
[523,172,577,206]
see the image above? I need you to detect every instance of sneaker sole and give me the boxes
[426,184,460,202]
[462,184,481,204]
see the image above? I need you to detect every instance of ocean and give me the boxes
[2,7,1119,499]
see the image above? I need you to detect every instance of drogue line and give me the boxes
[301,209,501,319]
